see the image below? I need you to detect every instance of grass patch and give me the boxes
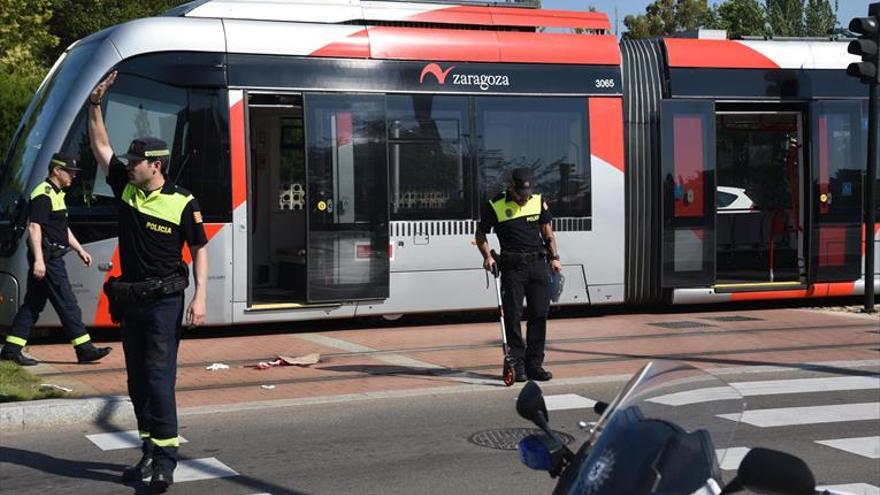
[0,361,72,402]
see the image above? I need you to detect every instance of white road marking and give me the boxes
[817,483,880,495]
[714,447,751,471]
[175,457,239,482]
[816,436,880,459]
[544,394,597,411]
[86,430,188,451]
[649,377,880,406]
[718,403,880,427]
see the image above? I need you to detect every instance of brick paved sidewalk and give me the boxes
[14,307,880,411]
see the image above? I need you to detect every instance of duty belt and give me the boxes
[103,274,189,323]
[498,250,546,264]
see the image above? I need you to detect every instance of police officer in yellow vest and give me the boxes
[0,154,112,366]
[476,167,562,382]
[89,71,208,492]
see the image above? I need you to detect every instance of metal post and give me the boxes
[865,83,878,313]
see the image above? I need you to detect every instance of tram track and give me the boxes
[38,321,878,379]
[135,341,880,394]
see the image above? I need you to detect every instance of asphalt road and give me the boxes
[2,364,878,495]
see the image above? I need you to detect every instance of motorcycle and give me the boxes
[515,360,855,495]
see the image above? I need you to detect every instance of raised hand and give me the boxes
[90,71,117,105]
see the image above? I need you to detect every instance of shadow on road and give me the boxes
[73,400,316,495]
[0,446,124,485]
[321,363,506,385]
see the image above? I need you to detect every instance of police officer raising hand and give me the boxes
[88,71,209,492]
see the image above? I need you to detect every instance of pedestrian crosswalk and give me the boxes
[816,436,880,459]
[647,377,880,406]
[83,429,242,489]
[819,484,880,495]
[542,370,880,494]
[718,402,880,427]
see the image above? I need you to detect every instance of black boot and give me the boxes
[0,346,38,366]
[76,345,112,363]
[526,366,553,381]
[122,441,153,482]
[149,463,175,492]
[513,360,527,383]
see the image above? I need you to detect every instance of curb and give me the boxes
[2,359,877,434]
[1,395,133,432]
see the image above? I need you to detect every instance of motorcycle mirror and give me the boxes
[719,448,816,495]
[516,381,550,430]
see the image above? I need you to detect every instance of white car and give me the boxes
[717,186,756,213]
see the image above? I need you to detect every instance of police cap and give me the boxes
[49,153,82,173]
[511,167,534,197]
[124,137,170,163]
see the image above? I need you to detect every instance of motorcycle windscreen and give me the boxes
[555,361,744,495]
[660,100,716,288]
[808,101,865,283]
[304,94,390,303]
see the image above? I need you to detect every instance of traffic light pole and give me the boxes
[866,83,878,313]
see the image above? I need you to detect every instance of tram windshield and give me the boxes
[0,41,101,221]
[2,47,230,253]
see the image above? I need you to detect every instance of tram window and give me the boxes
[475,97,590,218]
[386,95,470,220]
[58,72,230,225]
[821,112,862,220]
[305,94,387,225]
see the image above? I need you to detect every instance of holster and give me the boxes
[42,241,71,260]
[103,272,189,324]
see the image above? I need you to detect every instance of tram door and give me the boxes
[247,93,390,305]
[714,111,805,286]
[247,94,309,304]
[808,101,865,283]
[303,94,390,303]
[660,100,716,288]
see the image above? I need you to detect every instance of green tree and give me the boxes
[0,63,40,161]
[623,0,715,39]
[46,0,181,64]
[0,0,59,78]
[714,0,768,38]
[804,0,837,36]
[767,0,805,36]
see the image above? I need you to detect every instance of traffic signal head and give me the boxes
[847,8,880,84]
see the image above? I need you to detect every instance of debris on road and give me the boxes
[255,353,321,370]
[206,363,230,371]
[39,383,73,393]
[279,353,320,366]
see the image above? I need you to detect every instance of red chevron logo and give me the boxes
[419,63,456,85]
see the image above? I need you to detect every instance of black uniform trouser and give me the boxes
[6,256,90,349]
[120,292,184,468]
[500,258,550,369]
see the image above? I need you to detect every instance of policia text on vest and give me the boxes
[1,154,112,366]
[474,167,563,383]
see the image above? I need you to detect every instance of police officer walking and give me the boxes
[0,154,112,366]
[88,71,208,492]
[475,167,562,382]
